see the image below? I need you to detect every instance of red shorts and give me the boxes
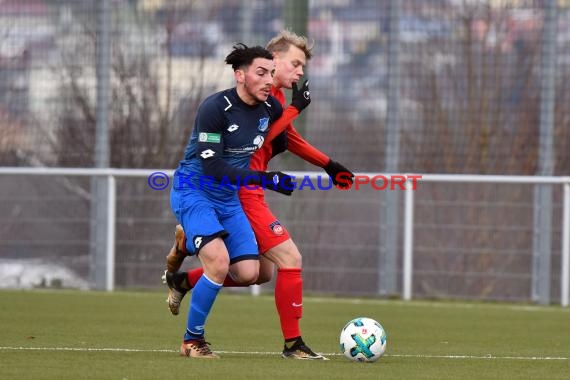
[239,190,290,254]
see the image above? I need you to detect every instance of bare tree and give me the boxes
[401,2,542,175]
[51,3,224,169]
[397,2,552,300]
[43,2,229,285]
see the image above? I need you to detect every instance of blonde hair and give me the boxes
[266,30,313,60]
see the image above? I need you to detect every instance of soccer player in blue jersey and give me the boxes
[169,43,294,359]
[165,33,354,360]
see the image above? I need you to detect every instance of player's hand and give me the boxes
[291,79,311,112]
[324,159,354,188]
[257,171,295,196]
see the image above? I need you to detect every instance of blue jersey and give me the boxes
[174,88,283,201]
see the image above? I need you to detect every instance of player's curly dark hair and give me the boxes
[225,43,274,71]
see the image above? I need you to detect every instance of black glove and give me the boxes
[324,159,354,188]
[257,171,295,196]
[290,79,311,112]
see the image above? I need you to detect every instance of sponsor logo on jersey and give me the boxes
[225,146,259,153]
[269,220,284,236]
[199,132,221,143]
[200,149,215,159]
[253,135,265,149]
[227,124,239,132]
[257,117,269,132]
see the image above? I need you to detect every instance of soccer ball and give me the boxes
[339,317,387,362]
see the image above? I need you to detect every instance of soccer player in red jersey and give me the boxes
[164,30,354,359]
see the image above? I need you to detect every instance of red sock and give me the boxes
[187,268,246,287]
[275,268,303,340]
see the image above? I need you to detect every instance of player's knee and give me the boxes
[229,260,260,285]
[210,250,230,269]
[281,250,302,268]
[202,250,230,282]
[234,269,259,285]
[256,270,273,284]
[266,241,303,268]
[208,263,229,283]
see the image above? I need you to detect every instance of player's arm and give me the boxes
[286,126,329,167]
[265,105,299,144]
[196,101,258,184]
[197,100,293,195]
[265,80,311,144]
[287,126,355,188]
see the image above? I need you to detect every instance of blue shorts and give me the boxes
[170,188,258,264]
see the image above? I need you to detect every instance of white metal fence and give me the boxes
[0,167,568,306]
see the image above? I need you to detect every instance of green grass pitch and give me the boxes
[1,289,569,379]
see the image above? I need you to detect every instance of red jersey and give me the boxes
[243,86,330,195]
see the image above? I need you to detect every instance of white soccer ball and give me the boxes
[339,317,387,362]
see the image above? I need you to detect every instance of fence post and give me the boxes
[379,0,401,296]
[106,175,116,292]
[532,0,558,305]
[90,0,112,290]
[402,178,415,301]
[561,182,570,307]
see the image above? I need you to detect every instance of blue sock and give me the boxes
[184,274,223,341]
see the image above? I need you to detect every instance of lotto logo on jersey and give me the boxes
[257,117,269,132]
[198,132,221,143]
[200,149,215,159]
[269,220,284,236]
